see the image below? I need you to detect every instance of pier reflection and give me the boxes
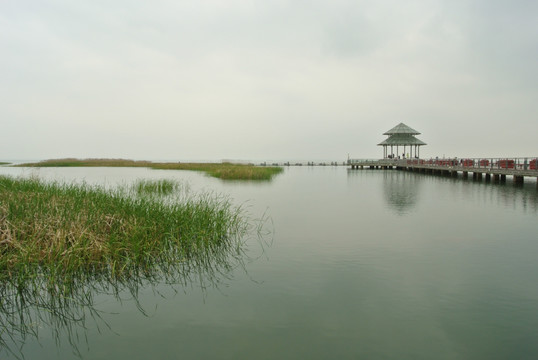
[348,167,538,215]
[382,170,422,215]
[346,168,423,216]
[458,178,538,213]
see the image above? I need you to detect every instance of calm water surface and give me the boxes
[1,166,538,359]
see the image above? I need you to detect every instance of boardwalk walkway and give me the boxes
[348,157,538,186]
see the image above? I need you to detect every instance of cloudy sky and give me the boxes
[1,0,536,161]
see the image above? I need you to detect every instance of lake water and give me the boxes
[1,165,538,359]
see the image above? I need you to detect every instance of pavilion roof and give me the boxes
[377,134,426,146]
[383,123,420,135]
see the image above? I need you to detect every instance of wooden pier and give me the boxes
[348,158,538,187]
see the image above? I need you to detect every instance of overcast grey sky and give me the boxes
[1,0,537,161]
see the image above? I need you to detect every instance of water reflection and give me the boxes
[0,238,255,358]
[425,173,538,213]
[466,181,538,212]
[346,168,423,215]
[381,170,423,215]
[348,168,538,215]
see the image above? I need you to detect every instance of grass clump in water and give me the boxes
[133,179,183,196]
[0,175,249,284]
[17,158,284,181]
[0,175,271,357]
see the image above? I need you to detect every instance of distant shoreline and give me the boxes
[15,158,283,181]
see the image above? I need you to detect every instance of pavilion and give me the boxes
[378,123,426,159]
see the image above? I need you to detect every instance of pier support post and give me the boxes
[463,171,468,179]
[485,173,491,182]
[493,174,500,183]
[500,175,506,183]
[514,176,524,185]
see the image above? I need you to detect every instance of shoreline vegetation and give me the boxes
[0,175,260,356]
[0,175,253,285]
[16,158,284,180]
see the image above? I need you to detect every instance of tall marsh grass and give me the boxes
[1,174,263,356]
[0,175,251,283]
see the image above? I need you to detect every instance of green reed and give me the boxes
[0,175,250,284]
[0,175,270,357]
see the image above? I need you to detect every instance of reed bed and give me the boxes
[0,175,250,284]
[18,158,284,180]
[0,175,268,356]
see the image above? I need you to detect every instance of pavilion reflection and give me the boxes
[382,170,423,215]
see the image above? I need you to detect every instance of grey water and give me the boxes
[1,166,538,359]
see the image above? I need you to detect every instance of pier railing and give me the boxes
[404,157,538,171]
[348,157,538,171]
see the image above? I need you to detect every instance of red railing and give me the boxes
[418,157,538,171]
[349,157,538,172]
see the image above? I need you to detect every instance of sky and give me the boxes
[1,0,537,161]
